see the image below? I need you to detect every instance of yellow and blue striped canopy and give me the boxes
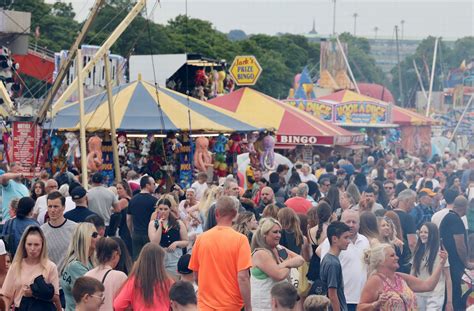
[48,79,260,132]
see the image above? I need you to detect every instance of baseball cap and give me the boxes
[71,186,87,200]
[419,188,436,197]
[177,254,192,275]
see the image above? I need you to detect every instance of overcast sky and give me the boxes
[51,0,473,39]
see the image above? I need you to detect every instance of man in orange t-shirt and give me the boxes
[189,196,252,311]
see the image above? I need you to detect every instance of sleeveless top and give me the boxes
[376,273,417,311]
[159,224,181,248]
[307,230,321,281]
[279,229,301,254]
[251,248,287,311]
[158,220,182,277]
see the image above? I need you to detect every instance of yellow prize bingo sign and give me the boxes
[229,55,262,86]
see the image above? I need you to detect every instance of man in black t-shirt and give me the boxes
[393,189,417,274]
[127,175,158,259]
[440,195,474,310]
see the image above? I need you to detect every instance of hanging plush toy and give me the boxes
[225,77,234,93]
[247,132,257,153]
[195,69,208,87]
[87,135,103,173]
[117,132,128,158]
[217,71,226,94]
[228,133,242,155]
[197,86,207,101]
[260,135,276,171]
[140,133,153,157]
[51,135,63,158]
[193,137,212,172]
[64,132,80,165]
[210,70,219,98]
[213,134,227,154]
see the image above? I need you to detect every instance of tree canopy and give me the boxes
[3,0,472,102]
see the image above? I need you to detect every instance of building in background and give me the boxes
[54,45,127,102]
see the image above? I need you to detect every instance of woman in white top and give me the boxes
[416,166,440,191]
[85,237,127,311]
[411,222,453,311]
[251,217,304,311]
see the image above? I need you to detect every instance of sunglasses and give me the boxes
[90,294,105,303]
[91,232,99,238]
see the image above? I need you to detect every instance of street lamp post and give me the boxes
[374,26,379,39]
[353,13,358,36]
[400,20,405,40]
[332,0,337,36]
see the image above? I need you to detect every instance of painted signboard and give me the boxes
[229,55,262,86]
[284,99,333,121]
[12,121,42,178]
[334,101,388,124]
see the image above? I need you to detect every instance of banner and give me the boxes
[178,134,193,189]
[100,140,114,186]
[12,121,42,178]
[334,101,388,124]
[284,99,333,121]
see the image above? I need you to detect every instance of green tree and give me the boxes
[390,36,451,107]
[449,37,474,67]
[51,2,75,19]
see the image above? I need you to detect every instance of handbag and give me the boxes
[297,262,311,296]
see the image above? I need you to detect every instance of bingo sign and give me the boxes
[335,101,388,124]
[229,55,262,86]
[12,121,42,178]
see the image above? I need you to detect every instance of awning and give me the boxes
[208,88,364,146]
[391,105,438,126]
[47,79,261,133]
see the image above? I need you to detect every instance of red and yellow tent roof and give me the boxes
[208,88,364,146]
[391,105,438,126]
[317,89,387,104]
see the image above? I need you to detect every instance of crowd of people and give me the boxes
[0,147,472,310]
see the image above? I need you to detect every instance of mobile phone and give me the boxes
[277,247,289,260]
[440,238,445,250]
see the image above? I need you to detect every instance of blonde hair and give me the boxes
[233,211,255,237]
[197,185,221,217]
[377,217,397,244]
[61,223,96,273]
[251,217,282,252]
[12,226,49,276]
[304,295,331,311]
[363,243,393,275]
